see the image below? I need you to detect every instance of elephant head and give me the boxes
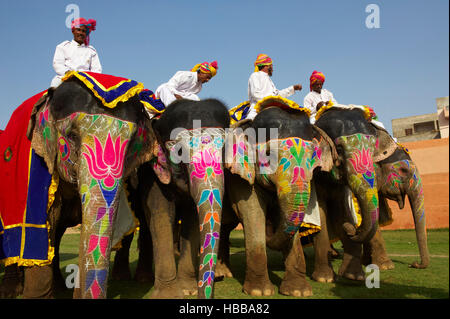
[29,80,153,298]
[315,107,383,243]
[226,102,334,250]
[151,98,229,299]
[375,147,429,268]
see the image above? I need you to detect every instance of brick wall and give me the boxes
[382,138,449,230]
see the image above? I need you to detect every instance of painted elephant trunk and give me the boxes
[337,134,379,243]
[267,181,311,251]
[76,118,134,298]
[407,170,429,269]
[345,184,379,243]
[188,143,225,299]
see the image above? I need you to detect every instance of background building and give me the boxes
[392,96,449,143]
[436,96,449,138]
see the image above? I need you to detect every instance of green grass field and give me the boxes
[1,228,448,299]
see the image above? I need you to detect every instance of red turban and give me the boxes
[71,18,97,46]
[309,70,325,91]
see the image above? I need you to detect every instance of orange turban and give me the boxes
[254,54,272,72]
[191,61,218,77]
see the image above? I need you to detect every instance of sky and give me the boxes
[0,0,448,134]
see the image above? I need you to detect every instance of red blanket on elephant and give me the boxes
[62,71,145,108]
[0,90,56,266]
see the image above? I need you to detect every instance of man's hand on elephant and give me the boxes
[174,94,182,100]
[316,101,325,111]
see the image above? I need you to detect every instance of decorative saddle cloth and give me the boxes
[0,90,57,266]
[62,71,167,118]
[0,72,150,266]
[62,71,145,109]
[229,96,311,125]
[315,103,378,122]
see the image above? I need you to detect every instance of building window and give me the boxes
[413,121,436,133]
[405,128,413,136]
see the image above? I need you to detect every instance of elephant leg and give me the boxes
[134,221,154,283]
[216,202,239,279]
[176,201,200,296]
[111,233,134,281]
[23,265,53,299]
[363,228,394,270]
[338,234,365,281]
[230,178,274,296]
[52,222,69,292]
[279,232,313,297]
[312,203,335,283]
[0,264,24,298]
[146,181,183,298]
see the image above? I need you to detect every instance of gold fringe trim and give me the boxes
[141,100,165,114]
[397,142,411,155]
[352,193,362,228]
[298,222,321,238]
[314,101,335,121]
[229,101,250,125]
[62,71,145,109]
[254,95,311,117]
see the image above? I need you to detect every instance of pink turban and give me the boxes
[71,18,97,46]
[309,70,325,91]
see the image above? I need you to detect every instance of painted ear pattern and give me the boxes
[151,141,171,184]
[224,127,256,185]
[31,101,58,174]
[372,125,398,162]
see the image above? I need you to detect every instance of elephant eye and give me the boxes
[66,131,80,146]
[399,167,409,175]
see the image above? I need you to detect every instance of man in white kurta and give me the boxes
[247,54,302,120]
[155,61,218,107]
[50,18,102,88]
[303,70,337,124]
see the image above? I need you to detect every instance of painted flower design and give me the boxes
[190,149,223,181]
[82,133,129,189]
[58,136,71,161]
[348,148,374,175]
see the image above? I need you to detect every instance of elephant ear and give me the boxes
[151,140,171,184]
[312,125,338,172]
[149,119,171,185]
[372,123,398,162]
[29,94,58,174]
[225,119,256,185]
[123,116,155,178]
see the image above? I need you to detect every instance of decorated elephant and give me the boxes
[218,102,396,292]
[362,145,429,269]
[0,71,154,298]
[218,96,337,296]
[135,98,230,299]
[309,105,428,281]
